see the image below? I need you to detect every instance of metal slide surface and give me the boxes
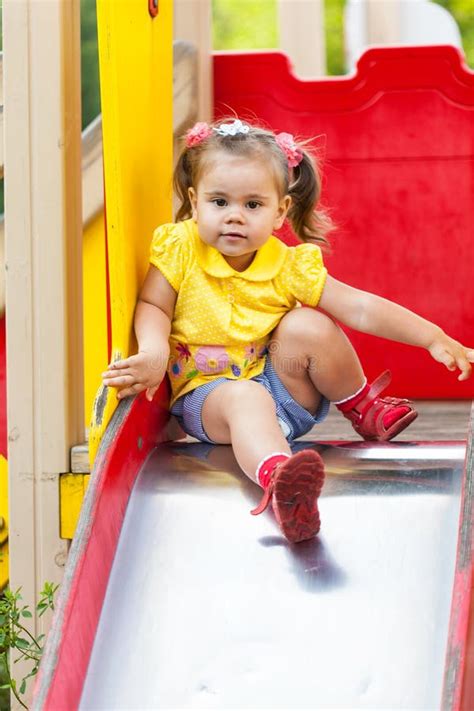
[79,440,465,710]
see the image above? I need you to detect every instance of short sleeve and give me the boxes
[281,243,328,307]
[149,222,192,292]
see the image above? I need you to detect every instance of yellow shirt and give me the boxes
[150,219,328,406]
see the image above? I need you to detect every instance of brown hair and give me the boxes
[174,120,334,247]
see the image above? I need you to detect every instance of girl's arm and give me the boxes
[318,275,474,381]
[102,265,177,400]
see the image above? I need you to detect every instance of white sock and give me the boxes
[332,378,368,405]
[255,451,291,487]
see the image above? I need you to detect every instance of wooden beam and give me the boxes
[278,0,326,77]
[3,0,83,700]
[174,0,212,122]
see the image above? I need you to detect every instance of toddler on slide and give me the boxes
[103,119,474,543]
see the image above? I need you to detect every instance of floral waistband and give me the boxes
[168,340,268,381]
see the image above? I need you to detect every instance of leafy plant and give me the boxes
[0,583,58,710]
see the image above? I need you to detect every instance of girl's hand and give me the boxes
[428,335,474,381]
[102,350,169,401]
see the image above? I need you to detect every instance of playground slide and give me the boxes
[80,442,467,709]
[33,391,473,709]
[29,14,474,706]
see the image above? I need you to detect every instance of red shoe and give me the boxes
[251,450,325,543]
[337,370,418,442]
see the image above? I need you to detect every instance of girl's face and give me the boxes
[188,150,291,272]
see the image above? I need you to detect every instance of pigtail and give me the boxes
[287,149,334,248]
[173,149,194,222]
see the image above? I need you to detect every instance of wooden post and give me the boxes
[174,0,212,123]
[366,0,401,45]
[278,0,326,77]
[3,0,83,702]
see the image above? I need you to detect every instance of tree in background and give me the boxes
[432,0,474,65]
[0,0,472,211]
[29,0,474,132]
[81,0,101,128]
[212,0,473,74]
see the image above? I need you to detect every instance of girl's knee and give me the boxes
[225,379,275,410]
[203,380,274,424]
[274,307,340,345]
[202,380,276,443]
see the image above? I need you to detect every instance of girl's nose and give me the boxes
[225,206,244,223]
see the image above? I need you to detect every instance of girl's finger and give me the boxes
[107,358,132,370]
[442,356,456,371]
[456,355,472,381]
[102,368,131,379]
[117,382,146,400]
[145,385,158,402]
[103,374,136,387]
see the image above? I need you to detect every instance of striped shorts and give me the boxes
[170,357,330,444]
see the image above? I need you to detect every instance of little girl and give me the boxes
[102,119,474,544]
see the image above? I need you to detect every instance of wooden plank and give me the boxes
[305,400,473,443]
[278,0,326,77]
[3,0,83,700]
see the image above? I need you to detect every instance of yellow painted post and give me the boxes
[83,213,109,426]
[89,0,173,465]
[0,455,8,589]
[59,474,90,540]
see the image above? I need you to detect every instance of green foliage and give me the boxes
[212,0,346,73]
[432,0,474,67]
[212,0,346,72]
[0,583,59,710]
[0,656,8,711]
[324,0,345,75]
[81,0,101,128]
[212,0,278,50]
[212,0,474,74]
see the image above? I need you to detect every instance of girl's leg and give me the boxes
[201,379,325,543]
[268,307,365,413]
[268,307,416,440]
[201,379,291,480]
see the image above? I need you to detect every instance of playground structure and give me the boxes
[0,0,473,708]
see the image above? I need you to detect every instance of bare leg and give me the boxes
[201,377,325,543]
[201,379,291,482]
[268,307,365,413]
[201,309,364,478]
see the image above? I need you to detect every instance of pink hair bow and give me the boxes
[275,132,303,168]
[185,122,213,147]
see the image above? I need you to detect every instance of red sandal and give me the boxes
[251,450,325,543]
[337,370,418,441]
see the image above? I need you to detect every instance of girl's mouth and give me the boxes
[222,232,246,240]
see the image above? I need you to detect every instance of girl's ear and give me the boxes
[188,187,198,221]
[274,194,292,230]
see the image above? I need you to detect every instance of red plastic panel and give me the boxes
[214,46,474,398]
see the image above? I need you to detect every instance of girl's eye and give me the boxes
[212,198,227,207]
[247,201,260,210]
